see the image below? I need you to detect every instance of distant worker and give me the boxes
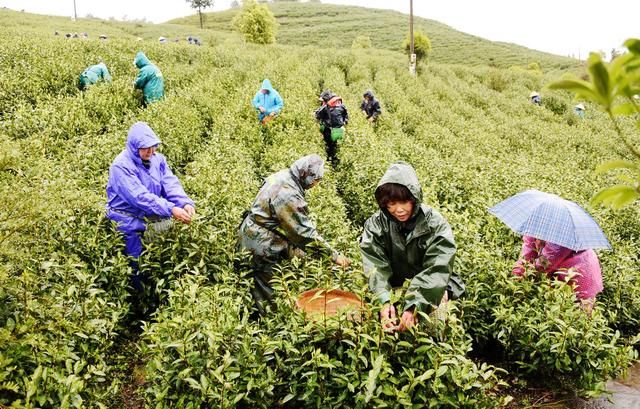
[360,90,382,123]
[133,51,164,105]
[574,103,585,119]
[252,79,284,124]
[78,62,112,91]
[54,30,59,36]
[315,89,348,167]
[158,36,168,44]
[99,34,108,40]
[237,154,350,315]
[106,122,195,291]
[81,32,88,39]
[529,91,541,106]
[187,36,202,46]
[65,33,71,39]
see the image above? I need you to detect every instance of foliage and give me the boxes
[402,30,432,61]
[549,39,640,209]
[351,35,372,49]
[232,0,278,45]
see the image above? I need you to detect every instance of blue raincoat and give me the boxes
[251,79,284,121]
[106,122,194,260]
[134,52,164,104]
[78,62,111,90]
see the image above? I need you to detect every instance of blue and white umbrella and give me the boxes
[488,189,611,251]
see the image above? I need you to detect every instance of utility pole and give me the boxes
[72,0,77,21]
[409,0,416,76]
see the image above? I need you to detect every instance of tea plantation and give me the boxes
[0,6,638,408]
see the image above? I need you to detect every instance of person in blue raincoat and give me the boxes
[252,79,284,124]
[106,122,195,291]
[133,51,164,105]
[78,62,112,90]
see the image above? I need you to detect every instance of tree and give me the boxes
[352,35,371,49]
[186,0,214,29]
[232,0,278,45]
[230,0,241,8]
[402,31,431,62]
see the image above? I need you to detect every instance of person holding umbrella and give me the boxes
[489,189,608,313]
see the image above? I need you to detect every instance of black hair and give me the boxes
[375,183,415,209]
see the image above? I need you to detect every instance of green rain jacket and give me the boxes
[134,52,164,104]
[360,162,465,313]
[78,62,111,90]
[238,154,338,265]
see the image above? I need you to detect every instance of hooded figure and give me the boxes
[238,154,349,313]
[315,89,349,166]
[133,51,164,105]
[360,162,465,330]
[360,90,382,121]
[106,122,195,289]
[78,62,112,90]
[251,79,284,123]
[529,91,541,106]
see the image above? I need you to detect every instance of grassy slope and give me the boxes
[169,2,580,70]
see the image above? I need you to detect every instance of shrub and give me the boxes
[402,31,431,62]
[232,0,278,45]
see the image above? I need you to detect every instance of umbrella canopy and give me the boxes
[488,189,611,251]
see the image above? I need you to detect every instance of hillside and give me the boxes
[169,2,580,70]
[1,6,639,409]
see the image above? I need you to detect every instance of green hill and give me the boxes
[169,2,580,70]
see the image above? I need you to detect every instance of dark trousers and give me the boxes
[322,127,339,167]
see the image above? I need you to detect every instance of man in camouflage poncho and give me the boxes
[238,154,350,314]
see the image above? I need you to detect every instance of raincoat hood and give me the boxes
[134,51,150,68]
[126,122,161,162]
[290,154,325,189]
[376,161,423,215]
[320,90,334,102]
[260,79,274,93]
[363,90,374,98]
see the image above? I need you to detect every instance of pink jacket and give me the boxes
[512,236,603,300]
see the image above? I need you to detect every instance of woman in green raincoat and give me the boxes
[238,154,350,314]
[360,161,465,332]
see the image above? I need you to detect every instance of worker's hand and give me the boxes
[183,204,196,217]
[269,112,276,117]
[380,304,397,332]
[398,308,418,332]
[368,116,375,123]
[333,254,350,267]
[172,206,192,224]
[259,106,266,113]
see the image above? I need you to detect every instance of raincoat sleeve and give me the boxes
[270,91,283,114]
[343,105,349,125]
[512,235,539,276]
[360,216,394,305]
[110,164,174,217]
[404,214,456,313]
[273,189,336,256]
[159,158,195,209]
[371,100,381,118]
[360,100,366,112]
[251,92,263,109]
[134,68,149,90]
[315,105,327,121]
[537,242,573,272]
[101,65,112,82]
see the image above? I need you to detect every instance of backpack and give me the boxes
[324,96,346,141]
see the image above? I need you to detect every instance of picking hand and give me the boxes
[398,309,418,332]
[183,204,196,217]
[172,206,192,224]
[380,304,397,332]
[259,106,266,113]
[333,254,351,267]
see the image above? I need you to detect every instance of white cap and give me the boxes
[575,103,585,110]
[529,91,539,98]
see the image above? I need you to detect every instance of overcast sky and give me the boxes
[2,0,638,58]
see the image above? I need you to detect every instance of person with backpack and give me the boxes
[252,79,284,124]
[360,90,382,123]
[315,90,348,166]
[78,62,112,91]
[237,154,350,315]
[133,51,164,106]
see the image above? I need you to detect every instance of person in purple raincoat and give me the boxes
[106,122,195,291]
[512,235,603,313]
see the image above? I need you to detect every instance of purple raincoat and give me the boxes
[106,122,194,258]
[512,235,603,300]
